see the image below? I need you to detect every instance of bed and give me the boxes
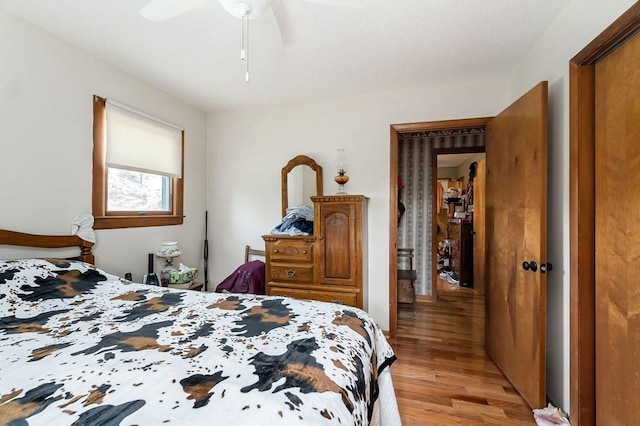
[0,230,400,425]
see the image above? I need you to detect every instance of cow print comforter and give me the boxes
[0,258,396,425]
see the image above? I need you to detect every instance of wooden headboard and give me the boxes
[0,229,95,264]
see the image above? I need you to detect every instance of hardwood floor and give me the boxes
[387,279,535,425]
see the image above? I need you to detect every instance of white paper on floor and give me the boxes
[533,403,570,425]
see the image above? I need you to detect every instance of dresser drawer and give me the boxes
[268,240,313,262]
[269,286,358,307]
[270,264,313,283]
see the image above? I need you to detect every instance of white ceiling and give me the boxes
[0,0,570,112]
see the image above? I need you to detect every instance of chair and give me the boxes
[244,245,266,263]
[397,248,417,319]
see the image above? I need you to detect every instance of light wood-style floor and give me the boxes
[387,279,535,425]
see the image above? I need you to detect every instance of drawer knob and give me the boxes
[302,250,307,254]
[273,249,279,253]
[285,269,296,278]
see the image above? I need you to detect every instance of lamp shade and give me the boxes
[336,148,348,174]
[334,148,349,195]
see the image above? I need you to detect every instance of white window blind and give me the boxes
[106,101,183,178]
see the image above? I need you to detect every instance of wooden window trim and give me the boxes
[92,95,184,230]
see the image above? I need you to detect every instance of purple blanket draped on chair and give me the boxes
[215,260,266,294]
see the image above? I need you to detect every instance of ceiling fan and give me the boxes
[140,0,367,82]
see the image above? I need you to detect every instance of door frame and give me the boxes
[569,3,640,425]
[389,118,491,337]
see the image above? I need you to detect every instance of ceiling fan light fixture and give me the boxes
[218,0,271,19]
[233,2,251,17]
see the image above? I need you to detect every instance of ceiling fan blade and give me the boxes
[140,0,209,21]
[271,0,291,47]
[303,0,368,7]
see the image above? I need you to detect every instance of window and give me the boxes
[92,95,184,229]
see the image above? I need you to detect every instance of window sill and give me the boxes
[94,215,184,230]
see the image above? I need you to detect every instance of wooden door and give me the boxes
[473,159,486,295]
[594,29,640,425]
[485,82,548,409]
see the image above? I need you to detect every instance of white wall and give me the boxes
[505,0,637,413]
[207,79,509,330]
[0,9,207,280]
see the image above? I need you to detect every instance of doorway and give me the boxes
[395,130,486,302]
[389,118,491,335]
[433,152,486,296]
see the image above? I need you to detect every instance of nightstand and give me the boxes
[161,280,206,292]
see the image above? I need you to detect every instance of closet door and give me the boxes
[594,29,640,425]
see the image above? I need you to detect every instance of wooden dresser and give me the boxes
[263,195,368,309]
[448,221,474,285]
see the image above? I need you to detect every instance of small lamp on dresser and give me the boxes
[334,148,349,194]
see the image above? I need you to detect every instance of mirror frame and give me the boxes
[281,155,323,217]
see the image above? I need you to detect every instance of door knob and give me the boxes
[541,262,553,273]
[522,260,538,272]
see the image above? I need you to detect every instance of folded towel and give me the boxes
[71,214,96,243]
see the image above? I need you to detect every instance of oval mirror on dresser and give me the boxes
[281,155,323,217]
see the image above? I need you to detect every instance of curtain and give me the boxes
[397,129,485,296]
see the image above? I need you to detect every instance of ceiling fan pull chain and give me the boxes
[234,1,253,82]
[245,13,250,82]
[241,13,246,60]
